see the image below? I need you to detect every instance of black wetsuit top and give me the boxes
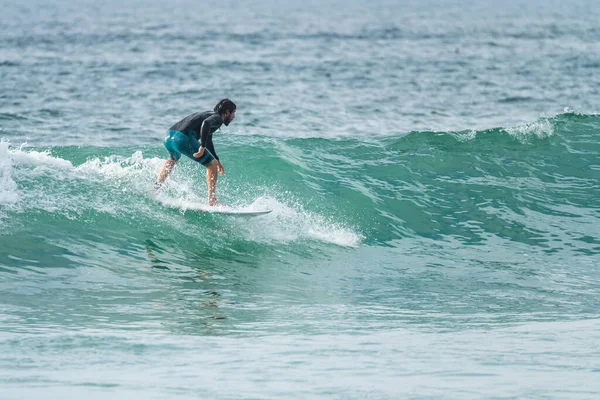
[169,111,223,161]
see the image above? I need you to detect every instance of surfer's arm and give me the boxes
[205,140,219,161]
[196,119,214,155]
[191,134,205,158]
[204,140,223,173]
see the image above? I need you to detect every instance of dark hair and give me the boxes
[214,99,236,114]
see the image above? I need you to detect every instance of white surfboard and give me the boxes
[180,204,272,216]
[200,207,272,216]
[157,196,271,216]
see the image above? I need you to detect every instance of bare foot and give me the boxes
[208,199,221,207]
[149,182,161,195]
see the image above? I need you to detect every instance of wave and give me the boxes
[0,144,362,249]
[1,113,599,254]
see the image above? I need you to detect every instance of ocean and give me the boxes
[1,0,600,398]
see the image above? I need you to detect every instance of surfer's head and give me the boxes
[214,99,236,126]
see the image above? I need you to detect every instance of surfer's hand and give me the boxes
[193,147,205,158]
[217,162,224,175]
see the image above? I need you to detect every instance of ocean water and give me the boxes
[1,0,600,398]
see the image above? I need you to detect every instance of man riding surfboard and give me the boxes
[154,99,236,206]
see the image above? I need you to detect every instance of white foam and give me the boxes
[75,151,166,196]
[505,119,555,142]
[9,147,74,169]
[155,193,362,248]
[1,146,155,217]
[239,196,363,248]
[77,151,162,177]
[157,196,211,212]
[452,129,478,142]
[0,141,19,205]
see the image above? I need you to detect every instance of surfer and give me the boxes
[153,99,236,206]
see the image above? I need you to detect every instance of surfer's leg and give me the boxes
[154,131,182,190]
[206,160,219,206]
[182,141,218,205]
[155,159,177,187]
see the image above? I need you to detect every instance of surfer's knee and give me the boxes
[206,160,218,172]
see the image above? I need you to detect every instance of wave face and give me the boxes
[6,113,598,250]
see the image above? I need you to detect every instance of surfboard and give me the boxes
[200,207,272,216]
[156,196,272,216]
[180,204,272,216]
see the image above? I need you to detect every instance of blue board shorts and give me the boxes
[163,130,215,166]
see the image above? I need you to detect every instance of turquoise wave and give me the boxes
[1,113,599,260]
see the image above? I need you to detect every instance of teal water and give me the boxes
[2,0,600,398]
